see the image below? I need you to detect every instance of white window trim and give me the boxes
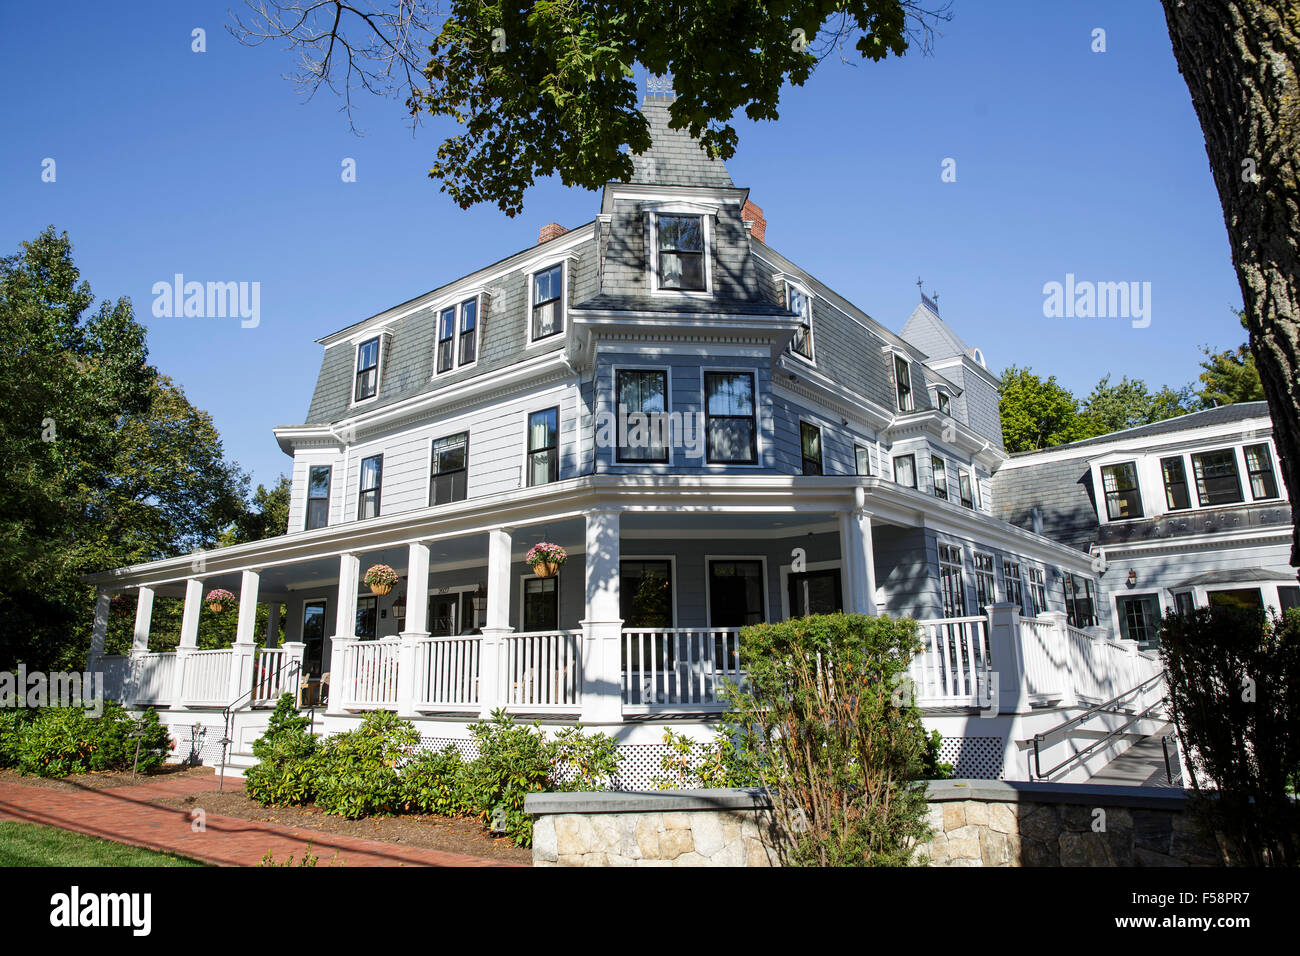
[350,333,387,408]
[647,207,715,297]
[957,468,975,508]
[432,291,484,378]
[881,347,915,412]
[854,443,872,477]
[703,554,770,627]
[356,451,384,522]
[701,367,763,469]
[303,463,334,532]
[893,452,918,489]
[610,365,675,467]
[783,279,816,366]
[621,554,679,628]
[931,454,949,500]
[526,259,573,348]
[934,387,951,415]
[778,558,841,620]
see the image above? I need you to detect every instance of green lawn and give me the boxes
[0,821,206,867]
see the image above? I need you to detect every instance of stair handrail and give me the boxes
[218,656,302,791]
[1031,670,1166,781]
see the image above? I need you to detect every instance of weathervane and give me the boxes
[646,73,675,99]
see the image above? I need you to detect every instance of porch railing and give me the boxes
[621,628,743,709]
[336,638,401,709]
[908,616,991,707]
[252,647,293,704]
[414,635,481,712]
[181,648,234,707]
[131,652,176,705]
[1066,624,1148,703]
[501,630,582,711]
[93,654,132,702]
[1019,616,1066,699]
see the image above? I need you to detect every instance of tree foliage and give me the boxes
[233,0,950,215]
[997,366,1084,453]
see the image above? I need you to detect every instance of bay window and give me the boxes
[704,371,757,464]
[616,369,669,463]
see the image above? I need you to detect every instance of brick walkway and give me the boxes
[0,775,517,867]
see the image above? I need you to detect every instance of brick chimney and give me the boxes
[538,222,568,244]
[742,200,767,242]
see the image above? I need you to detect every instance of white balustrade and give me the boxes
[252,647,293,703]
[181,648,234,707]
[1018,616,1067,699]
[621,628,742,709]
[92,654,132,703]
[414,636,481,711]
[501,630,582,711]
[337,638,401,709]
[909,617,992,707]
[131,652,177,705]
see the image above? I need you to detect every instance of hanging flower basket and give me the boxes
[364,564,399,596]
[526,543,567,578]
[205,588,235,614]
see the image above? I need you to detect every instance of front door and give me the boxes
[428,594,458,636]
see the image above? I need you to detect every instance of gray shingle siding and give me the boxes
[629,102,733,188]
[990,456,1099,553]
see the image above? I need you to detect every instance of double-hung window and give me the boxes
[354,337,380,402]
[1063,574,1097,628]
[932,456,948,500]
[959,471,974,509]
[704,371,757,464]
[429,432,468,506]
[973,553,996,613]
[532,265,564,341]
[1191,449,1244,506]
[936,390,951,415]
[855,445,871,477]
[1027,568,1048,616]
[938,545,966,618]
[1161,456,1191,510]
[616,370,669,463]
[1003,561,1026,614]
[458,297,478,365]
[657,215,705,291]
[894,355,913,411]
[523,577,558,631]
[527,408,559,486]
[800,423,823,476]
[357,454,383,520]
[1244,443,1279,499]
[787,284,814,360]
[894,453,917,488]
[305,465,331,530]
[1101,461,1143,520]
[437,306,456,374]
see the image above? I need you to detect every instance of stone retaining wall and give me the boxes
[525,781,1227,867]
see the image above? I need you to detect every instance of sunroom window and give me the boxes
[657,215,705,291]
[1191,449,1244,506]
[1244,443,1279,499]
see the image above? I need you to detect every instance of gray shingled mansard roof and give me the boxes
[628,100,734,188]
[1008,401,1272,457]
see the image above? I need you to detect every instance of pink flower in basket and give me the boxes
[364,564,399,595]
[205,588,236,613]
[526,543,567,578]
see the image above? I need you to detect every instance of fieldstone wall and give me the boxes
[526,781,1228,867]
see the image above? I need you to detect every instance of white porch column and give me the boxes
[132,586,155,654]
[173,577,204,708]
[229,569,260,702]
[327,553,360,712]
[396,541,431,718]
[840,505,879,616]
[264,601,280,648]
[478,528,514,717]
[580,509,622,723]
[88,589,111,668]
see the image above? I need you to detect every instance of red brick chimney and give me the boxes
[742,200,767,242]
[538,222,568,244]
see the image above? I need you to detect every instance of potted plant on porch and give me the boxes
[205,588,235,613]
[526,543,567,579]
[364,564,399,596]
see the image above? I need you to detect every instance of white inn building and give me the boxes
[85,99,1167,786]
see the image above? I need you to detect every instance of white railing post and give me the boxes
[478,527,513,717]
[986,603,1027,714]
[1039,610,1076,707]
[172,578,204,709]
[581,509,622,723]
[281,641,306,703]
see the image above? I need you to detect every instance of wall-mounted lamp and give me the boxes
[392,590,407,623]
[471,583,488,614]
[1126,570,1137,588]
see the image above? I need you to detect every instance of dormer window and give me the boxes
[1101,462,1143,520]
[531,265,564,341]
[436,296,480,375]
[657,215,705,290]
[787,283,814,361]
[894,355,913,411]
[936,390,951,415]
[354,337,380,402]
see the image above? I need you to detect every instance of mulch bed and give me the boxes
[0,763,214,792]
[153,788,534,864]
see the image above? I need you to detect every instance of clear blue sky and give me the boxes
[1,1,1244,490]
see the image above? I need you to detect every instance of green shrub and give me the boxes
[312,711,419,819]
[725,613,936,866]
[6,703,171,778]
[244,695,320,807]
[399,746,472,816]
[461,709,556,846]
[0,709,31,768]
[1161,606,1300,866]
[651,727,759,789]
[550,724,622,791]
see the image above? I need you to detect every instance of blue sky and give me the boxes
[1,1,1244,490]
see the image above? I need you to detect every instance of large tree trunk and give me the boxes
[1160,1,1300,567]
